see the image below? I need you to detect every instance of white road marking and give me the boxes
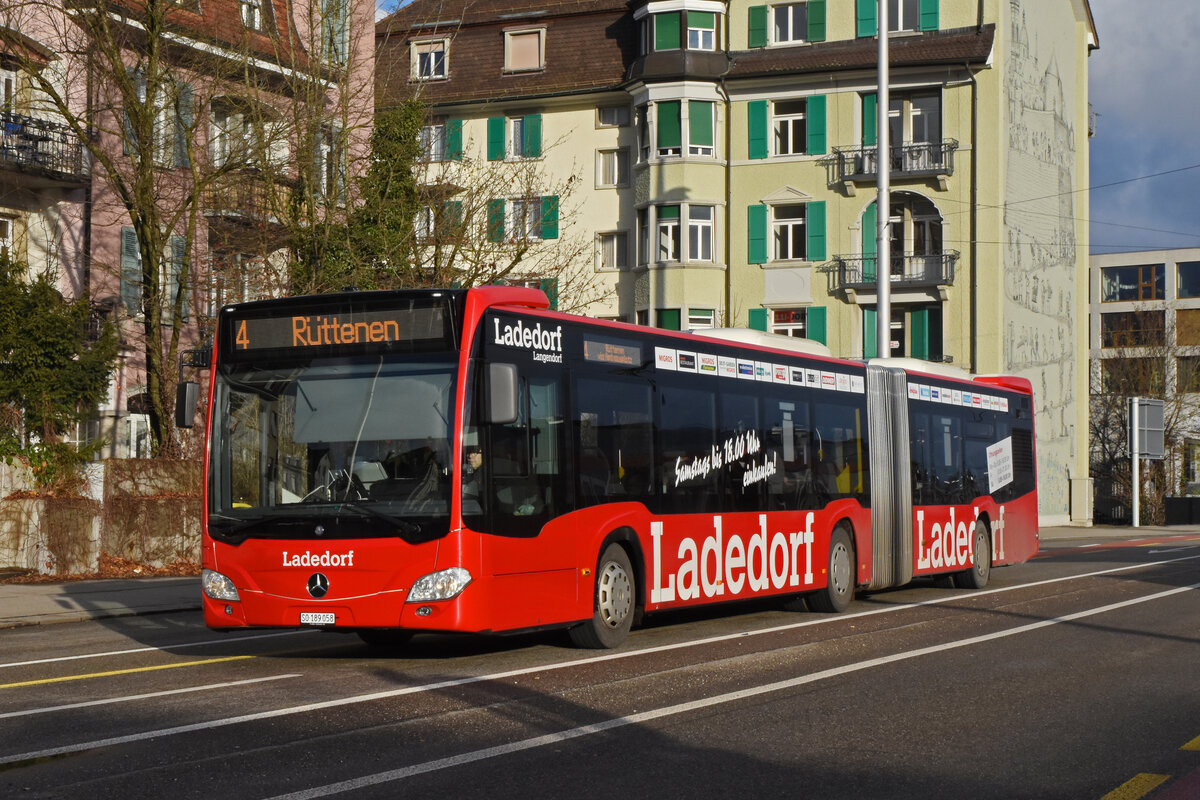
[0,553,1194,767]
[0,674,301,719]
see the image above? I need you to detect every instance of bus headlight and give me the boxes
[202,568,240,602]
[407,567,472,602]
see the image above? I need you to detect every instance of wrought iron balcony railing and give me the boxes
[832,139,958,183]
[0,110,88,182]
[202,170,291,225]
[821,251,959,292]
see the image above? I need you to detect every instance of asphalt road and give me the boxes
[1,534,1198,800]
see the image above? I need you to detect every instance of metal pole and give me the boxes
[1131,397,1140,529]
[876,0,891,359]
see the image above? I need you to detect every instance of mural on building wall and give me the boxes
[1002,0,1083,522]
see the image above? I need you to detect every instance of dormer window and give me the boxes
[638,4,724,54]
[412,39,448,80]
[504,28,545,72]
[687,12,715,50]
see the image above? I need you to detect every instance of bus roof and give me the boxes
[690,327,832,357]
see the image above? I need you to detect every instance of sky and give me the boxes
[372,0,1200,255]
[1087,0,1200,254]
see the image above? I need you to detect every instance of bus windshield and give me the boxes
[208,354,457,542]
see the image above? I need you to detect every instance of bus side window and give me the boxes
[575,377,653,509]
[658,381,719,514]
[722,390,762,512]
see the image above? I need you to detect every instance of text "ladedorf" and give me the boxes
[493,319,563,353]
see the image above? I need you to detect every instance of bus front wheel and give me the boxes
[954,520,992,590]
[569,543,635,649]
[809,525,855,613]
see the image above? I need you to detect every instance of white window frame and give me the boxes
[509,197,542,241]
[240,0,263,30]
[889,0,920,32]
[772,204,807,261]
[688,205,713,262]
[657,206,681,262]
[687,308,715,330]
[597,106,630,128]
[597,231,628,271]
[420,122,446,162]
[597,148,630,188]
[0,215,12,261]
[412,39,448,80]
[510,116,527,158]
[772,2,808,44]
[770,307,808,337]
[687,23,714,50]
[504,28,546,72]
[773,98,807,156]
[416,206,435,240]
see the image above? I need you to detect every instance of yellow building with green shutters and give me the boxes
[378,0,1098,524]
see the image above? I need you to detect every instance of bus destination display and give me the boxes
[228,307,446,352]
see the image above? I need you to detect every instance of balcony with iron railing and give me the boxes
[202,170,296,248]
[821,251,959,294]
[831,139,958,187]
[0,110,88,185]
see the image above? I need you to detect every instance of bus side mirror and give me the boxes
[485,363,519,424]
[176,381,201,429]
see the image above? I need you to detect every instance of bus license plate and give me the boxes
[300,612,336,626]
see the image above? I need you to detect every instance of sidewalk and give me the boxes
[0,525,1197,629]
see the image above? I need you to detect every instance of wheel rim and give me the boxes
[829,540,851,597]
[974,528,990,579]
[597,559,632,629]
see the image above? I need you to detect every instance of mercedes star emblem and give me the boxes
[307,572,330,598]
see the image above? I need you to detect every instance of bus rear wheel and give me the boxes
[569,543,635,649]
[809,525,855,613]
[954,520,992,590]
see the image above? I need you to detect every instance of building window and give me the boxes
[1178,356,1200,393]
[655,100,715,159]
[636,104,650,161]
[597,148,629,188]
[771,308,809,337]
[656,101,682,157]
[1100,310,1166,348]
[1100,264,1165,302]
[773,204,807,260]
[416,206,434,240]
[1178,262,1200,298]
[687,308,715,330]
[509,114,542,158]
[688,205,713,261]
[317,124,346,203]
[412,40,447,80]
[420,123,445,162]
[657,205,680,261]
[688,101,714,156]
[773,3,808,43]
[597,232,628,270]
[889,0,921,32]
[0,216,11,260]
[598,106,630,127]
[240,0,264,30]
[654,12,681,51]
[687,12,716,50]
[321,0,348,64]
[504,29,545,72]
[1101,357,1165,395]
[637,208,649,265]
[510,198,543,241]
[774,99,807,156]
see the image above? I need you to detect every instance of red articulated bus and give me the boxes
[180,286,1038,649]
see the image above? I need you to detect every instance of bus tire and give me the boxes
[569,543,635,649]
[954,520,992,590]
[809,525,855,613]
[357,629,414,649]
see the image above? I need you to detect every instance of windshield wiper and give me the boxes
[335,502,422,535]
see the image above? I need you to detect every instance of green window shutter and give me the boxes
[689,11,715,29]
[806,201,826,261]
[748,308,768,331]
[658,308,681,331]
[487,116,506,161]
[487,199,505,242]
[748,5,768,47]
[747,99,768,159]
[658,204,680,219]
[524,113,542,158]
[173,82,193,168]
[442,199,463,234]
[446,119,463,161]
[911,308,930,359]
[806,307,826,344]
[539,278,559,310]
[120,226,140,314]
[540,195,559,239]
[655,12,681,50]
[864,308,877,359]
[808,0,826,41]
[856,0,877,37]
[862,202,877,281]
[747,204,767,264]
[689,100,713,147]
[806,95,826,155]
[919,0,939,31]
[657,100,681,150]
[862,93,877,146]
